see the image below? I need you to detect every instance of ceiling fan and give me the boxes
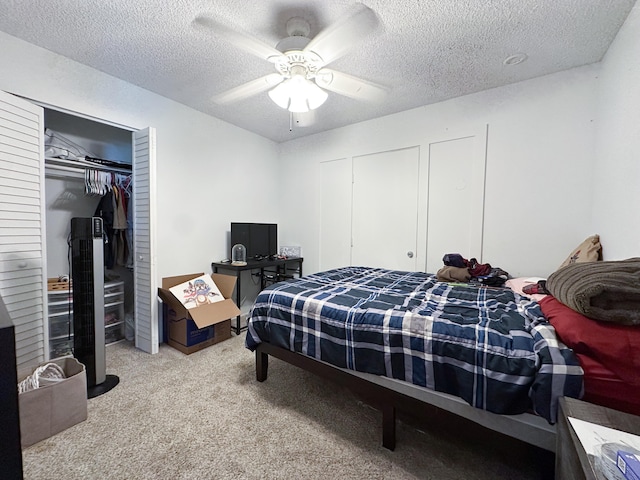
[193,4,389,115]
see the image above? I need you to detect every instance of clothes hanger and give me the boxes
[84,168,91,195]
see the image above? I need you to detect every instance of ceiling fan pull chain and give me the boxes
[289,111,293,132]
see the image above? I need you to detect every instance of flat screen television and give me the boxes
[230,223,277,260]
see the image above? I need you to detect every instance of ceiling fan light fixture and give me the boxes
[288,95,310,113]
[268,82,291,109]
[268,75,328,113]
[303,79,328,110]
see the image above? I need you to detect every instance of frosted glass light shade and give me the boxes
[268,75,328,113]
[268,82,290,109]
[231,244,247,265]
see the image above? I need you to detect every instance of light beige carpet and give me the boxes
[22,334,554,479]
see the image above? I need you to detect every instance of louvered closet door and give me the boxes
[0,90,47,369]
[132,128,158,354]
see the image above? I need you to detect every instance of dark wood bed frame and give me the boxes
[255,342,557,452]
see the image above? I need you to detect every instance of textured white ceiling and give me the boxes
[0,0,636,143]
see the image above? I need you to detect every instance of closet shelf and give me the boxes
[45,156,132,175]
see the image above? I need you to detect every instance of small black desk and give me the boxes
[211,257,303,335]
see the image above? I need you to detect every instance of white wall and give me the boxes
[4,2,638,289]
[0,31,280,279]
[592,4,640,260]
[278,65,599,278]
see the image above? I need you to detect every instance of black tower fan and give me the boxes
[70,217,119,398]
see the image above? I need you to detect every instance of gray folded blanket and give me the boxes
[546,257,640,325]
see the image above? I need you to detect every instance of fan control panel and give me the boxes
[92,217,103,238]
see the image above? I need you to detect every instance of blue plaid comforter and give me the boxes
[245,266,583,423]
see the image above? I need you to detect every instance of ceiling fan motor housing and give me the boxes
[285,17,311,37]
[275,35,310,54]
[273,16,325,79]
[276,16,312,53]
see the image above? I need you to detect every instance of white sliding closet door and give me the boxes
[132,128,158,354]
[319,158,352,271]
[0,90,47,368]
[352,147,420,270]
[424,127,487,274]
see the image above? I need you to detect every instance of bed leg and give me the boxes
[256,350,268,382]
[382,403,396,451]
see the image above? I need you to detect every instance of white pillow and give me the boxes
[504,277,548,301]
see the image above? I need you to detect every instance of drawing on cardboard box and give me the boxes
[168,274,224,309]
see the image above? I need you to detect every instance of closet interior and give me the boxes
[43,109,135,358]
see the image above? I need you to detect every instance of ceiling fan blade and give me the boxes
[304,4,379,66]
[193,14,285,62]
[213,74,284,104]
[315,69,389,102]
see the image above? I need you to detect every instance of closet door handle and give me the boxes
[407,251,414,258]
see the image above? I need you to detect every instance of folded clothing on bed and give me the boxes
[546,257,640,325]
[436,266,470,282]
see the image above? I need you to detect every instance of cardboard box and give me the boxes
[18,356,88,448]
[163,307,232,355]
[618,450,640,480]
[158,272,240,354]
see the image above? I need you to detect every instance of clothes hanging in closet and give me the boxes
[94,175,131,270]
[95,189,115,269]
[111,184,129,268]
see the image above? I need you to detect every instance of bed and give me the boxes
[245,266,584,451]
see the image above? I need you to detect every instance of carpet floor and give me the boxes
[22,333,554,479]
